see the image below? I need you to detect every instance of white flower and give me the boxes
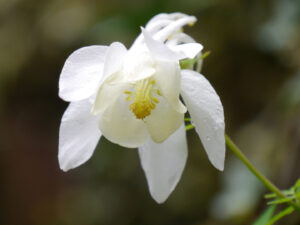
[58,13,225,203]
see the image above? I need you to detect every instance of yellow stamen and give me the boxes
[124,78,160,119]
[124,90,132,95]
[152,97,159,103]
[126,95,132,101]
[156,89,161,96]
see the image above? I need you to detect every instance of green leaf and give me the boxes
[264,189,294,199]
[294,179,300,196]
[179,51,211,69]
[293,178,300,190]
[179,58,197,69]
[266,206,294,225]
[253,205,276,225]
[267,196,296,205]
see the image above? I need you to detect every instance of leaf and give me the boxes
[294,179,300,196]
[179,51,211,69]
[293,178,300,190]
[267,196,296,205]
[253,205,276,225]
[266,206,294,225]
[264,189,294,199]
[179,58,197,69]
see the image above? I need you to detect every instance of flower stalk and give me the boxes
[225,134,300,211]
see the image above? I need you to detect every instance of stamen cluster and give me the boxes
[124,79,161,119]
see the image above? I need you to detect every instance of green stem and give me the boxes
[266,206,294,225]
[225,134,300,211]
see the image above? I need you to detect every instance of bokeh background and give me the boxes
[1,0,300,224]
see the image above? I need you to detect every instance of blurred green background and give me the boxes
[1,0,300,224]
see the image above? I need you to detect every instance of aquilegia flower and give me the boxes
[58,13,225,203]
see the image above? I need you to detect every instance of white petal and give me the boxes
[145,19,172,35]
[142,28,181,61]
[131,13,192,48]
[154,59,187,114]
[121,47,156,82]
[59,45,108,102]
[169,43,203,60]
[131,19,171,48]
[166,32,196,46]
[180,70,225,170]
[140,28,186,114]
[153,16,196,42]
[97,82,148,148]
[101,42,127,83]
[146,12,190,26]
[145,97,184,143]
[138,124,188,203]
[59,98,101,171]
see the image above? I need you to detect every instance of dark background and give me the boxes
[1,0,300,224]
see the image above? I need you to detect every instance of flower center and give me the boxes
[124,78,161,119]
